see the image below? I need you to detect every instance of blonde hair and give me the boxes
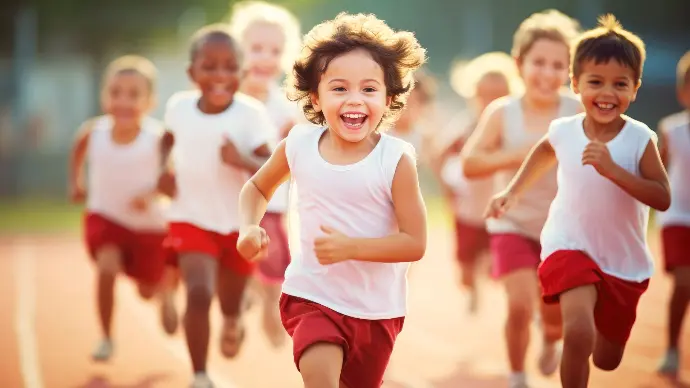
[512,9,580,62]
[676,51,690,88]
[450,51,523,99]
[102,55,157,91]
[227,1,302,73]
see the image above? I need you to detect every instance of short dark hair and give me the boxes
[571,14,646,83]
[286,12,427,127]
[189,23,242,63]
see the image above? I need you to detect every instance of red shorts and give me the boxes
[538,250,649,345]
[454,218,489,264]
[279,294,404,388]
[662,225,690,272]
[165,222,255,276]
[256,212,291,283]
[84,213,166,284]
[490,233,541,278]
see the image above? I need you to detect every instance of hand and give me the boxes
[313,225,355,265]
[220,136,245,169]
[582,140,616,177]
[484,190,516,219]
[129,192,153,213]
[237,225,270,261]
[157,170,177,198]
[69,182,86,203]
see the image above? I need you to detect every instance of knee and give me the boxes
[96,246,122,276]
[186,283,213,311]
[507,299,533,328]
[592,352,622,371]
[137,284,157,300]
[563,318,596,357]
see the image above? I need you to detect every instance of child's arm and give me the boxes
[156,131,176,197]
[460,102,531,179]
[236,140,291,260]
[484,136,558,219]
[314,153,427,264]
[68,119,96,202]
[657,120,669,167]
[582,139,671,211]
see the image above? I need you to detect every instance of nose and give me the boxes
[345,91,364,107]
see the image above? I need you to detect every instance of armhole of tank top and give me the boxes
[381,137,409,202]
[501,97,519,142]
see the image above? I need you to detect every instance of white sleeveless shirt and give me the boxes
[487,94,581,240]
[657,111,690,227]
[86,115,167,231]
[282,125,415,319]
[541,114,656,282]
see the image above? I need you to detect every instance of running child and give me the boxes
[461,10,582,387]
[228,0,302,347]
[162,24,274,388]
[657,50,690,378]
[485,15,671,388]
[388,68,437,154]
[434,51,517,313]
[68,55,179,362]
[236,12,427,388]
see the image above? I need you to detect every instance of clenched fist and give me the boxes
[582,140,617,178]
[237,225,270,261]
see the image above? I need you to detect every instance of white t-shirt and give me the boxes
[164,90,273,234]
[541,113,656,282]
[657,111,690,227]
[261,85,300,213]
[282,124,415,320]
[86,115,167,231]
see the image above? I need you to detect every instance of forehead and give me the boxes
[106,71,150,89]
[244,22,285,45]
[195,37,240,61]
[525,38,569,61]
[322,49,384,81]
[580,58,635,78]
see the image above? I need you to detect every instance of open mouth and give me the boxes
[594,102,616,113]
[340,112,368,130]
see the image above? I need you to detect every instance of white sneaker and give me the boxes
[658,349,680,378]
[538,341,562,376]
[91,338,113,362]
[508,372,529,388]
[190,372,214,388]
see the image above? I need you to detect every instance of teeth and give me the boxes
[596,103,614,109]
[342,113,366,119]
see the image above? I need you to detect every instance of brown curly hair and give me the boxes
[286,12,427,128]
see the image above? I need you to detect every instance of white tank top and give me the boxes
[282,124,414,319]
[541,114,656,282]
[86,115,167,231]
[262,85,299,214]
[487,94,581,240]
[658,111,690,227]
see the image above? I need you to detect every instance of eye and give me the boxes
[588,80,601,85]
[363,87,377,93]
[616,82,629,88]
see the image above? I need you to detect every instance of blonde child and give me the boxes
[228,0,302,347]
[68,55,178,362]
[435,52,517,312]
[162,24,274,388]
[461,10,582,387]
[486,15,670,388]
[657,50,690,378]
[236,13,427,388]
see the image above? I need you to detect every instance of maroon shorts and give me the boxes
[489,233,541,278]
[662,225,690,272]
[256,212,291,283]
[279,294,404,387]
[84,213,166,284]
[164,222,255,276]
[538,250,649,345]
[454,218,489,264]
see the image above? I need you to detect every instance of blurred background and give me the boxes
[0,0,688,229]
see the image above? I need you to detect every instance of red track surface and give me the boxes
[0,228,687,388]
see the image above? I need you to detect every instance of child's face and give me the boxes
[242,22,285,88]
[312,49,391,143]
[101,72,152,125]
[572,59,639,125]
[188,39,241,112]
[475,73,510,112]
[518,38,570,104]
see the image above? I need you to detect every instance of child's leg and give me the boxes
[158,266,181,335]
[455,219,485,312]
[93,244,123,361]
[217,265,250,358]
[559,285,597,388]
[298,343,345,388]
[179,253,218,374]
[502,268,538,374]
[538,293,563,376]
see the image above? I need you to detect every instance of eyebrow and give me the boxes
[327,78,382,85]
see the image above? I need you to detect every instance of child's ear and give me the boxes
[631,79,642,102]
[570,75,580,94]
[310,92,321,112]
[386,96,392,107]
[186,65,194,82]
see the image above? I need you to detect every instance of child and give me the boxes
[460,10,582,387]
[388,68,437,154]
[236,12,427,388]
[657,50,690,378]
[485,15,671,388]
[434,52,516,313]
[162,24,274,388]
[68,55,179,362]
[228,0,302,348]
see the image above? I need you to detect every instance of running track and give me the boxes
[1,228,688,388]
